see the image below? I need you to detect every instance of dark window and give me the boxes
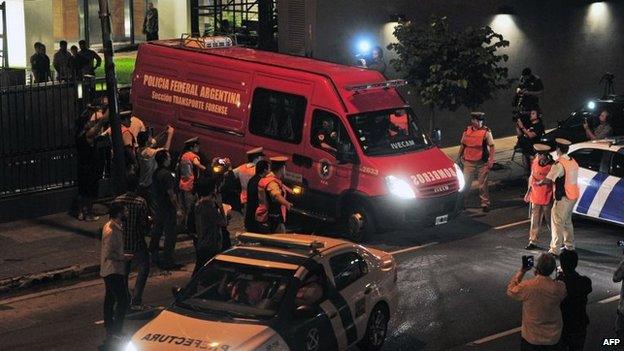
[570,148,604,172]
[610,151,624,178]
[311,109,354,156]
[249,88,306,144]
[329,252,368,291]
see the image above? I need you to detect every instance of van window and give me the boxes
[249,88,306,144]
[311,110,354,156]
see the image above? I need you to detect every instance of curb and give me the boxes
[0,240,196,298]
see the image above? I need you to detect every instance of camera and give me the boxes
[522,255,534,270]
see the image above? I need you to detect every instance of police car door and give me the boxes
[569,148,609,216]
[325,250,372,348]
[286,267,338,351]
[599,150,624,224]
[298,109,357,215]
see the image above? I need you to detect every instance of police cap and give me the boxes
[269,156,288,167]
[533,143,552,154]
[246,147,264,158]
[555,138,572,147]
[184,136,200,147]
[470,112,486,120]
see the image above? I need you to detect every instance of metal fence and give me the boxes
[0,79,101,198]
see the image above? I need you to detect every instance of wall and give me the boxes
[157,0,191,40]
[5,0,26,67]
[305,0,624,146]
[24,0,54,68]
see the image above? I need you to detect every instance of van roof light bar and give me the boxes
[345,79,408,93]
[179,33,236,49]
[237,232,325,251]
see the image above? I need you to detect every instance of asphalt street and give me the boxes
[1,183,623,351]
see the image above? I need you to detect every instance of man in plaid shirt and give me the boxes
[112,173,151,310]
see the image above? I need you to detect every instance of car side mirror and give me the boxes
[171,286,182,299]
[431,129,442,145]
[294,305,316,319]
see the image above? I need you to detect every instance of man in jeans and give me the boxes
[100,203,132,349]
[112,173,150,310]
[507,253,567,350]
[150,150,183,269]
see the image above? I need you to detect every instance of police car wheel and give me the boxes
[344,203,375,242]
[358,304,389,350]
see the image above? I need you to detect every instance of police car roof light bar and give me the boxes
[179,33,236,49]
[345,79,408,93]
[237,233,325,251]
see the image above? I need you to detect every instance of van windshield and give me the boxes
[348,108,431,156]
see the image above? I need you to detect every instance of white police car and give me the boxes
[125,233,398,351]
[568,137,624,225]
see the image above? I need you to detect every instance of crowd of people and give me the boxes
[85,95,297,349]
[31,39,102,83]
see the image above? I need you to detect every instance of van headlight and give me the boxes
[454,163,465,191]
[385,175,416,199]
[124,341,138,351]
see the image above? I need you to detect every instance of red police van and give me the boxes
[131,36,465,241]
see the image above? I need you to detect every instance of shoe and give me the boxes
[525,243,538,250]
[85,215,100,222]
[129,304,148,312]
[482,206,490,213]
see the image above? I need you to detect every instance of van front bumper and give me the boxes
[370,191,462,228]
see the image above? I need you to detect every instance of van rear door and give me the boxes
[246,74,312,187]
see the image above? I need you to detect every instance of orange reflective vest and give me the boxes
[179,151,199,192]
[121,126,137,149]
[256,174,287,222]
[462,126,488,162]
[235,163,256,204]
[556,157,580,201]
[529,158,553,205]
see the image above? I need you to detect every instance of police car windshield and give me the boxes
[174,260,293,320]
[348,108,431,156]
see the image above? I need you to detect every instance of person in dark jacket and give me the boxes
[30,42,52,83]
[245,160,270,232]
[557,249,592,351]
[78,40,102,76]
[192,177,227,276]
[143,2,159,41]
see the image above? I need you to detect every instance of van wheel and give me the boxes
[344,201,375,242]
[358,304,389,351]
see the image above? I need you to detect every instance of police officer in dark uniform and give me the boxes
[245,159,270,232]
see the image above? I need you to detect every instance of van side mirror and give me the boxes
[431,129,442,145]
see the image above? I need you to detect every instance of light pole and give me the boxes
[98,0,126,193]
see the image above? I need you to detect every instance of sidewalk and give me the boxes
[0,135,525,297]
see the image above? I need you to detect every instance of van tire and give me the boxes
[343,200,376,242]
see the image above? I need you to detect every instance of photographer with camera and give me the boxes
[517,110,546,177]
[507,253,567,351]
[613,240,624,339]
[514,67,544,113]
[583,110,613,141]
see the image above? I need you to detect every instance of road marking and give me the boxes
[467,327,522,345]
[390,242,438,256]
[494,219,530,230]
[598,295,620,304]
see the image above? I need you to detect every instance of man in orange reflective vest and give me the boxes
[524,143,554,250]
[256,156,293,233]
[458,112,496,212]
[537,138,579,256]
[178,137,207,225]
[233,147,265,205]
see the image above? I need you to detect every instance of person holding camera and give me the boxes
[507,253,567,351]
[583,110,613,141]
[613,243,624,339]
[517,110,546,176]
[192,177,227,277]
[514,67,544,112]
[524,143,554,250]
[536,138,579,256]
[557,249,592,351]
[458,112,496,212]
